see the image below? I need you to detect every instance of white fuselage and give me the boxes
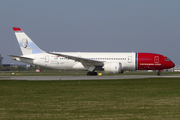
[18,52,136,71]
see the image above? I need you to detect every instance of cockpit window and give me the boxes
[165,58,171,61]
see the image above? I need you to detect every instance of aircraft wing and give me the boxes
[48,52,104,67]
[8,55,34,60]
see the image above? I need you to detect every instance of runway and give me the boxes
[1,75,180,80]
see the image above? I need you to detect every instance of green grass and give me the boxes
[0,78,180,119]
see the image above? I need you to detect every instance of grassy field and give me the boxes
[0,78,180,120]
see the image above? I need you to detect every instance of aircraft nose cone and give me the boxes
[171,62,175,68]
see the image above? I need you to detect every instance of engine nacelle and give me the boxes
[103,62,122,73]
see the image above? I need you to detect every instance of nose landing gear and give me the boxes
[157,70,163,76]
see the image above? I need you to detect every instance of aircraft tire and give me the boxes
[87,72,91,76]
[87,72,98,76]
[157,72,162,76]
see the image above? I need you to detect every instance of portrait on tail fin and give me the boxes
[20,38,34,55]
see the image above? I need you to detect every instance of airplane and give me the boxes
[9,27,175,76]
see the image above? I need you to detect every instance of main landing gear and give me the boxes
[157,70,163,76]
[87,71,98,76]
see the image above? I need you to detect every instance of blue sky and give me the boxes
[0,0,180,65]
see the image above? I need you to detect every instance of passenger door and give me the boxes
[45,56,49,62]
[128,56,132,63]
[154,56,159,63]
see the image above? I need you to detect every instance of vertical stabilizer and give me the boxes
[13,27,44,55]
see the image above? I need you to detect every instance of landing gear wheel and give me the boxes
[93,72,97,75]
[87,72,98,76]
[87,72,91,76]
[157,72,162,76]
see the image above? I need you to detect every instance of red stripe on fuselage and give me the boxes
[137,53,175,70]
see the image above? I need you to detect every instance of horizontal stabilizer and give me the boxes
[8,55,34,60]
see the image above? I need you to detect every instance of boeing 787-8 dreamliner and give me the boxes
[9,27,175,76]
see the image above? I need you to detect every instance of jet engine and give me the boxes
[103,62,122,73]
